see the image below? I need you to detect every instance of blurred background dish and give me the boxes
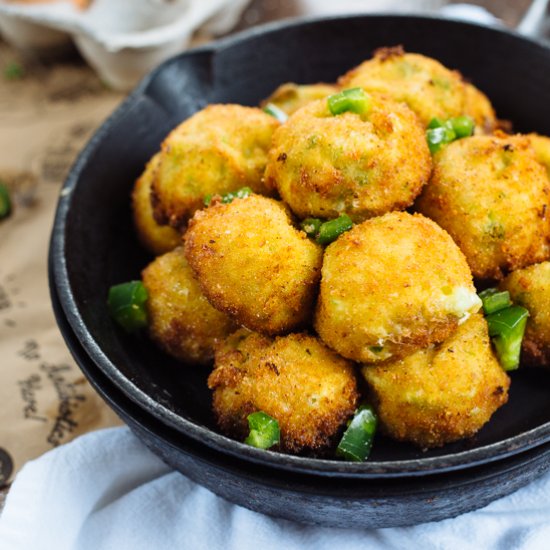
[0,0,252,88]
[0,0,547,89]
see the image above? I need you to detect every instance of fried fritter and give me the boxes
[142,248,237,365]
[416,133,550,280]
[208,329,359,454]
[362,314,510,448]
[184,194,323,335]
[131,153,181,255]
[151,104,279,229]
[315,212,481,364]
[261,82,339,116]
[500,261,550,367]
[527,133,550,179]
[264,94,431,222]
[464,82,497,135]
[340,47,495,129]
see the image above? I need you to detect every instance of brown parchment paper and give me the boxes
[0,44,125,486]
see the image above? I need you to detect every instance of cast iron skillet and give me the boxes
[48,275,550,527]
[50,14,550,478]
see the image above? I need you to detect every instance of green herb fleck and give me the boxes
[0,182,12,220]
[4,62,25,81]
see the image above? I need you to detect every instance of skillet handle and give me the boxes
[516,0,549,38]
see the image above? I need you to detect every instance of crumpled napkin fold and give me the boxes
[1,427,550,550]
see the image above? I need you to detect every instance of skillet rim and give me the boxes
[50,13,550,478]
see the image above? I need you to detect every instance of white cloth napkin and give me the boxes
[0,426,549,550]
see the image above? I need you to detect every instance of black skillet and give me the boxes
[50,15,550,484]
[48,274,550,528]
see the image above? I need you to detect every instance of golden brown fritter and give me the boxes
[416,133,550,280]
[340,47,493,129]
[132,153,181,255]
[264,94,431,222]
[527,133,550,179]
[500,261,550,368]
[208,329,359,454]
[261,82,339,116]
[184,194,323,335]
[362,314,510,448]
[142,248,237,365]
[151,104,279,229]
[315,211,481,364]
[464,82,497,135]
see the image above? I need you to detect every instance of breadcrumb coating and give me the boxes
[500,261,550,368]
[184,194,323,335]
[416,134,550,279]
[315,211,480,363]
[208,330,359,454]
[362,314,510,448]
[142,248,237,365]
[152,104,279,229]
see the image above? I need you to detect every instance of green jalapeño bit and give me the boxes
[204,187,253,207]
[449,115,475,138]
[426,125,456,153]
[479,288,512,315]
[221,187,253,204]
[316,214,353,245]
[427,117,446,129]
[0,182,12,220]
[244,411,280,450]
[486,305,529,371]
[336,404,378,462]
[328,88,371,116]
[263,103,289,123]
[3,61,24,81]
[300,217,323,237]
[426,116,475,153]
[107,281,149,333]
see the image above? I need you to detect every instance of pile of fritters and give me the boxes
[132,47,550,455]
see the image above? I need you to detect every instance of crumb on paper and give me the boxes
[3,62,24,82]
